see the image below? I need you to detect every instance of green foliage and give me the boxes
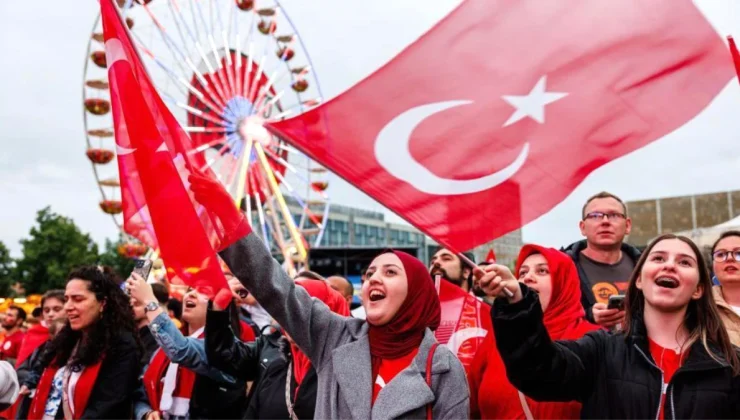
[13,207,99,294]
[98,236,136,280]
[0,241,13,296]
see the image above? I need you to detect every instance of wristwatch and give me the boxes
[144,301,159,313]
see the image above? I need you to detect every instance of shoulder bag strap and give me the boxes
[518,391,535,420]
[426,343,440,420]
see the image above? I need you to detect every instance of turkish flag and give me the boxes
[101,0,227,293]
[266,0,732,251]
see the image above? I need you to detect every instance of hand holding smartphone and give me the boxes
[123,259,153,295]
[607,295,625,311]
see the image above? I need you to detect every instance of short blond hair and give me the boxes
[582,191,627,219]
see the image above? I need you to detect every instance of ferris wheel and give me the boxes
[83,0,330,272]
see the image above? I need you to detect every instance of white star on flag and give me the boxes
[501,76,568,127]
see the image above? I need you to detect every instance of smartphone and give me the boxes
[607,295,625,310]
[129,259,154,294]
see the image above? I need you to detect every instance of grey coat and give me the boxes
[220,233,470,420]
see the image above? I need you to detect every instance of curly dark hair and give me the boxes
[40,265,140,368]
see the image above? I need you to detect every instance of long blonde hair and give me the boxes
[623,234,740,375]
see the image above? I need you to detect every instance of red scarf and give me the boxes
[368,251,441,385]
[291,279,349,387]
[515,245,595,337]
[435,279,493,373]
[468,245,599,420]
[28,361,103,420]
[143,331,205,414]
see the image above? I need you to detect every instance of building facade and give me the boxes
[288,197,523,273]
[626,190,740,247]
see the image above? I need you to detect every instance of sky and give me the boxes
[1,0,740,258]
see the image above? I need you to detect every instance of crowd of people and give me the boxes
[0,184,739,419]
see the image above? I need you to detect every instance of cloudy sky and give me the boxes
[1,0,740,257]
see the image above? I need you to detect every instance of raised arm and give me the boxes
[147,312,236,384]
[204,304,263,380]
[492,283,600,402]
[219,233,347,366]
[188,169,348,367]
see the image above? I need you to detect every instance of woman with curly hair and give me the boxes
[25,266,141,419]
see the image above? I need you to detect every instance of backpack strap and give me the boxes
[426,343,440,420]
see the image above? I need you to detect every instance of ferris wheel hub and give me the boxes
[237,115,271,147]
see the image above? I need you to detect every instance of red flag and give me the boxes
[266,0,731,251]
[435,279,492,373]
[101,0,227,293]
[727,36,740,84]
[484,249,496,264]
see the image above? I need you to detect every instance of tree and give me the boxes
[0,241,14,296]
[14,207,99,293]
[98,236,136,280]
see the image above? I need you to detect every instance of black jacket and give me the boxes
[561,239,642,322]
[205,306,283,408]
[138,325,158,368]
[245,339,317,419]
[493,284,740,419]
[23,332,141,420]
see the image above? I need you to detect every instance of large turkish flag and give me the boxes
[101,0,227,293]
[266,0,732,251]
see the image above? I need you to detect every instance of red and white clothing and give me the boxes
[0,330,25,362]
[371,349,419,404]
[648,338,686,420]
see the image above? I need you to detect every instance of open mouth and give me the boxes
[655,277,679,289]
[369,290,386,302]
[184,300,197,309]
[725,266,739,273]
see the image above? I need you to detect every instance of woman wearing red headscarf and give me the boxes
[189,171,469,419]
[208,276,349,419]
[468,245,598,419]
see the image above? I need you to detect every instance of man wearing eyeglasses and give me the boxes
[561,191,642,327]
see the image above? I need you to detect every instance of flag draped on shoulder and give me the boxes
[101,0,228,293]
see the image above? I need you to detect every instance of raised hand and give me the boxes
[188,168,250,249]
[477,264,523,303]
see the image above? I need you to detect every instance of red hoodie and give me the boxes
[16,323,49,367]
[468,245,599,419]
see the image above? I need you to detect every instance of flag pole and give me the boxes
[457,252,514,297]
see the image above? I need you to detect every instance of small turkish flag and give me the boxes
[266,0,732,251]
[484,249,496,264]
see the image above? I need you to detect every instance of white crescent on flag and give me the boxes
[374,100,529,195]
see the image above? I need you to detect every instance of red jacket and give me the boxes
[468,245,600,419]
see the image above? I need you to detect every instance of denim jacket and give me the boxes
[133,313,235,420]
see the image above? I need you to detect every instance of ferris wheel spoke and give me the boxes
[233,134,255,207]
[246,55,266,105]
[185,136,227,155]
[167,1,193,59]
[273,170,324,228]
[175,102,227,126]
[139,4,191,77]
[254,143,306,260]
[249,175,271,250]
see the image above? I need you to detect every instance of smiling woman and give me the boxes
[188,172,470,419]
[486,234,740,419]
[25,266,140,419]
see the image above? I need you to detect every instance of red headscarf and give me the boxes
[468,245,598,420]
[292,279,349,386]
[514,245,595,340]
[367,250,441,360]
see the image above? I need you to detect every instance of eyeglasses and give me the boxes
[583,211,626,221]
[712,249,740,262]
